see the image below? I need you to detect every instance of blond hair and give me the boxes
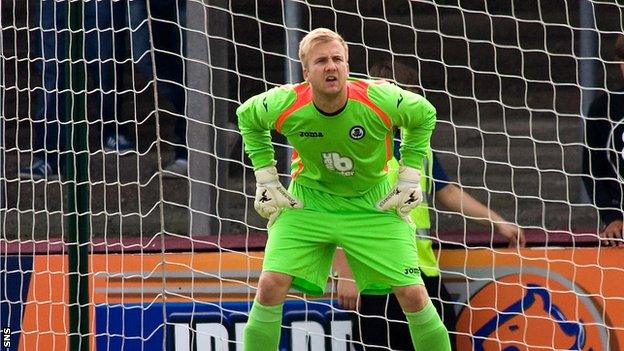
[298,28,348,68]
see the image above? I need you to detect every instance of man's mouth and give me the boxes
[325,76,338,82]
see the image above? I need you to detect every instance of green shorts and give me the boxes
[263,179,423,296]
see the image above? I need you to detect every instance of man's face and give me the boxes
[303,40,349,98]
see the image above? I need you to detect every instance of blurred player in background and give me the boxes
[237,28,451,350]
[583,34,624,246]
[334,59,525,351]
[21,0,134,180]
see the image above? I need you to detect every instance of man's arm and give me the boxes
[434,184,525,247]
[237,87,302,226]
[332,248,359,310]
[237,87,296,169]
[429,153,525,247]
[370,83,436,169]
[372,84,436,218]
[600,220,624,246]
[395,89,436,169]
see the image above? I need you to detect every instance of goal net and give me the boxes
[1,0,622,350]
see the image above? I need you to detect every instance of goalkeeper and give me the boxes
[237,28,451,350]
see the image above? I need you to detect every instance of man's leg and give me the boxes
[34,0,68,171]
[393,284,451,351]
[244,271,292,351]
[422,275,457,350]
[355,294,412,351]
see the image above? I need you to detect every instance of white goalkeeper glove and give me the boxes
[254,166,303,227]
[376,165,423,222]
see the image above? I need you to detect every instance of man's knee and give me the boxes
[256,271,293,305]
[393,284,430,312]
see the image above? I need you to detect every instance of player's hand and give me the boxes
[336,277,359,311]
[495,222,526,248]
[254,166,303,227]
[601,220,623,247]
[376,165,422,222]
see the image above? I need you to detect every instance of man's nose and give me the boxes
[325,60,337,71]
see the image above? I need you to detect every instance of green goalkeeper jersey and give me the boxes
[237,78,436,197]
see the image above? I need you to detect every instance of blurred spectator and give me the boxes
[333,60,525,351]
[21,0,187,180]
[582,35,624,246]
[20,0,133,180]
[126,0,188,177]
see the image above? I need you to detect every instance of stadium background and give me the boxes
[1,0,623,350]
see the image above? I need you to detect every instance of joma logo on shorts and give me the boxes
[299,131,324,137]
[404,267,419,275]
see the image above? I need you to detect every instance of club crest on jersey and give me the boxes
[349,126,365,140]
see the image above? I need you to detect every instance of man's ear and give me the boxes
[303,67,309,81]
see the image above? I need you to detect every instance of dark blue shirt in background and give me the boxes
[394,139,449,193]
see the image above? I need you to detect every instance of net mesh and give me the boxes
[1,0,622,350]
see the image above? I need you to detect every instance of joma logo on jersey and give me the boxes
[404,267,419,275]
[299,131,324,137]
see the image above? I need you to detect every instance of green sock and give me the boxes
[404,300,451,351]
[243,300,283,351]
